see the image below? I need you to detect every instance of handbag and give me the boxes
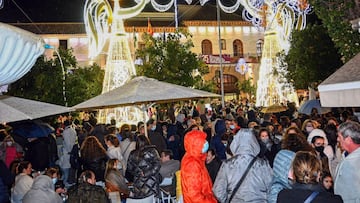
[226,156,257,203]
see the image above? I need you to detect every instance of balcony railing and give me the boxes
[199,53,260,64]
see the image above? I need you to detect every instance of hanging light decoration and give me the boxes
[83,0,312,125]
[84,0,148,125]
[235,58,249,75]
[149,0,310,106]
[151,0,174,12]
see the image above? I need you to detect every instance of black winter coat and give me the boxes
[67,182,110,203]
[81,155,108,182]
[277,183,343,203]
[126,145,162,198]
[205,157,222,183]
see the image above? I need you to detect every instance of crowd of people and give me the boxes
[0,100,360,203]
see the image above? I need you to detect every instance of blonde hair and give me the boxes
[104,159,118,179]
[292,151,321,184]
[105,159,117,173]
[3,135,14,143]
[301,119,319,132]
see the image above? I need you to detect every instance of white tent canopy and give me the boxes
[318,52,360,107]
[0,23,45,86]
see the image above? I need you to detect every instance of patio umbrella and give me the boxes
[10,120,55,138]
[261,104,288,114]
[0,95,71,123]
[298,99,332,115]
[73,76,221,110]
[73,76,221,137]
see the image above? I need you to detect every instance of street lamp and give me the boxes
[256,39,263,59]
[216,0,225,109]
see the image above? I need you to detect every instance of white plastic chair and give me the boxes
[159,188,177,203]
[158,176,176,203]
[126,195,155,203]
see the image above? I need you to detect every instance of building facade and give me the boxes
[11,4,264,101]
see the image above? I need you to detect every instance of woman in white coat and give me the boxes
[11,161,33,203]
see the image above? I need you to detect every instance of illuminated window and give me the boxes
[233,39,243,57]
[59,39,68,50]
[201,39,212,55]
[221,39,226,50]
[256,39,264,57]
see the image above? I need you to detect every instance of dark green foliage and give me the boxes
[285,24,343,89]
[236,77,256,98]
[8,48,104,107]
[310,0,360,62]
[135,30,212,91]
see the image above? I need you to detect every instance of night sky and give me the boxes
[0,0,216,23]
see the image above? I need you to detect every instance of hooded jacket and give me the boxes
[213,128,273,203]
[22,175,62,203]
[268,150,295,203]
[211,119,227,160]
[308,129,337,175]
[181,130,217,203]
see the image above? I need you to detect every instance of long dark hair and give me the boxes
[135,135,150,150]
[105,134,119,147]
[324,124,338,154]
[81,136,107,160]
[16,161,31,175]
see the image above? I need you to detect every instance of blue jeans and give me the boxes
[61,167,70,185]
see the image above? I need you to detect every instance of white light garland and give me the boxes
[151,0,174,12]
[218,0,241,13]
[200,0,211,6]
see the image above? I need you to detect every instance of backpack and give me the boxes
[70,143,81,170]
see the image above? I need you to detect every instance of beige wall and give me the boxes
[38,22,263,99]
[187,25,264,56]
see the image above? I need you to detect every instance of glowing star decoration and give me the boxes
[235,58,249,75]
[84,0,149,125]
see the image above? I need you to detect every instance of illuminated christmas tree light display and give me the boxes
[84,0,148,124]
[247,0,311,106]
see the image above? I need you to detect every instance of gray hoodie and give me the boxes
[22,175,62,203]
[213,128,273,203]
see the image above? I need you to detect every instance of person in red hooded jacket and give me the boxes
[181,130,217,203]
